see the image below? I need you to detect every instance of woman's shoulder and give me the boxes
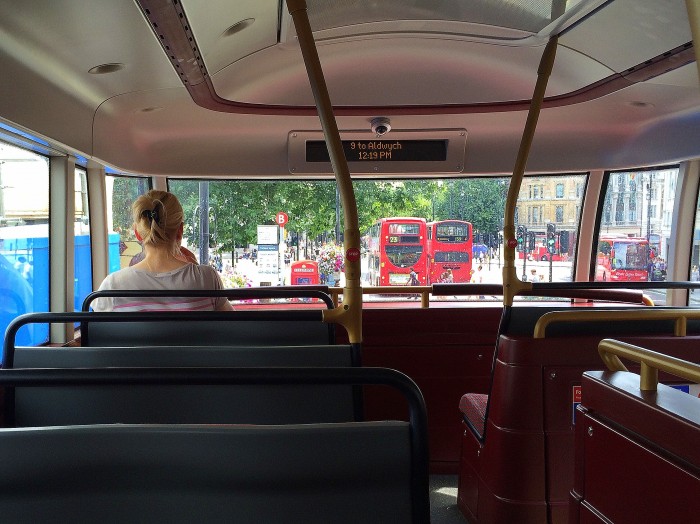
[98,267,137,289]
[179,263,222,284]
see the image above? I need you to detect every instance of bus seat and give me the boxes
[459,392,487,438]
[571,370,700,523]
[0,366,430,523]
[11,344,358,426]
[83,318,335,346]
[79,289,337,347]
[0,421,420,524]
[457,306,700,524]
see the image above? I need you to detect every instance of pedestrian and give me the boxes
[407,267,420,299]
[471,265,485,299]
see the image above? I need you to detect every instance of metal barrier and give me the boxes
[598,338,700,391]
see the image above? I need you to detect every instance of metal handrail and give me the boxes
[0,365,429,524]
[286,0,362,344]
[502,37,558,306]
[598,338,700,391]
[533,308,700,338]
[324,284,652,309]
[82,288,335,311]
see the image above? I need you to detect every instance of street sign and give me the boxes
[276,211,288,226]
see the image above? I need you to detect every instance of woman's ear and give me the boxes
[134,227,142,242]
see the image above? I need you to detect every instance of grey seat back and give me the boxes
[0,422,414,524]
[13,345,356,425]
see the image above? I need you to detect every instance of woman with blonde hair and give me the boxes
[93,190,233,312]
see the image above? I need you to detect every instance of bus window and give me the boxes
[597,167,680,304]
[74,167,92,311]
[690,183,700,306]
[164,175,587,301]
[106,174,151,271]
[0,142,49,345]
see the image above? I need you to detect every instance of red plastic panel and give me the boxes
[356,307,501,470]
[580,413,700,523]
[457,422,481,519]
[582,371,700,466]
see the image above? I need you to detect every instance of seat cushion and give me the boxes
[459,393,489,438]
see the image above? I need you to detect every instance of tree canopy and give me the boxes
[167,178,509,251]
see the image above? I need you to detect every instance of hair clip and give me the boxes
[143,209,159,223]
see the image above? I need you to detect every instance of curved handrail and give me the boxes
[82,287,335,311]
[0,365,429,523]
[598,338,700,391]
[3,310,324,368]
[326,284,652,307]
[533,308,700,338]
[286,0,362,344]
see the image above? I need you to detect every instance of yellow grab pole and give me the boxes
[286,0,362,342]
[686,0,700,83]
[503,37,558,306]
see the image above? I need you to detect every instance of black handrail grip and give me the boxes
[82,287,334,311]
[4,310,324,367]
[0,366,429,524]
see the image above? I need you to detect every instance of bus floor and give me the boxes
[430,475,470,524]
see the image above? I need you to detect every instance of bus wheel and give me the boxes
[540,255,548,261]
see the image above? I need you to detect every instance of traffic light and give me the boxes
[546,223,556,254]
[527,231,535,252]
[516,225,526,251]
[559,231,569,253]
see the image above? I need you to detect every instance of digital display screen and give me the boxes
[306,140,448,162]
[436,235,467,242]
[389,235,420,244]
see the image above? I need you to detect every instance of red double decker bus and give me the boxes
[427,220,473,284]
[362,217,428,286]
[595,235,650,282]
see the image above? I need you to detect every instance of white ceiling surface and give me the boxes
[0,0,698,176]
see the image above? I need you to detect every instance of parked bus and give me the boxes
[427,220,473,283]
[363,218,428,286]
[2,1,700,523]
[595,235,651,282]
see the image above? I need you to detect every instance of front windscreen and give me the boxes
[434,251,470,263]
[613,242,648,270]
[388,223,421,235]
[384,245,423,267]
[436,223,469,239]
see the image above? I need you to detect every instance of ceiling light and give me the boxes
[88,63,125,74]
[223,18,255,37]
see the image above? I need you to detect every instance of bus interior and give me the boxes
[1,0,700,523]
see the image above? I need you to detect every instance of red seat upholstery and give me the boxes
[459,393,488,438]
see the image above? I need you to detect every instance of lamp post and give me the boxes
[646,172,653,243]
[199,181,209,265]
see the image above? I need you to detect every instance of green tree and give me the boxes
[110,176,150,239]
[169,177,508,253]
[433,178,507,232]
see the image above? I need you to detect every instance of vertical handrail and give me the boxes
[286,0,362,343]
[502,37,558,306]
[686,0,700,82]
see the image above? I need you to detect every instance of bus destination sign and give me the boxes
[306,139,448,163]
